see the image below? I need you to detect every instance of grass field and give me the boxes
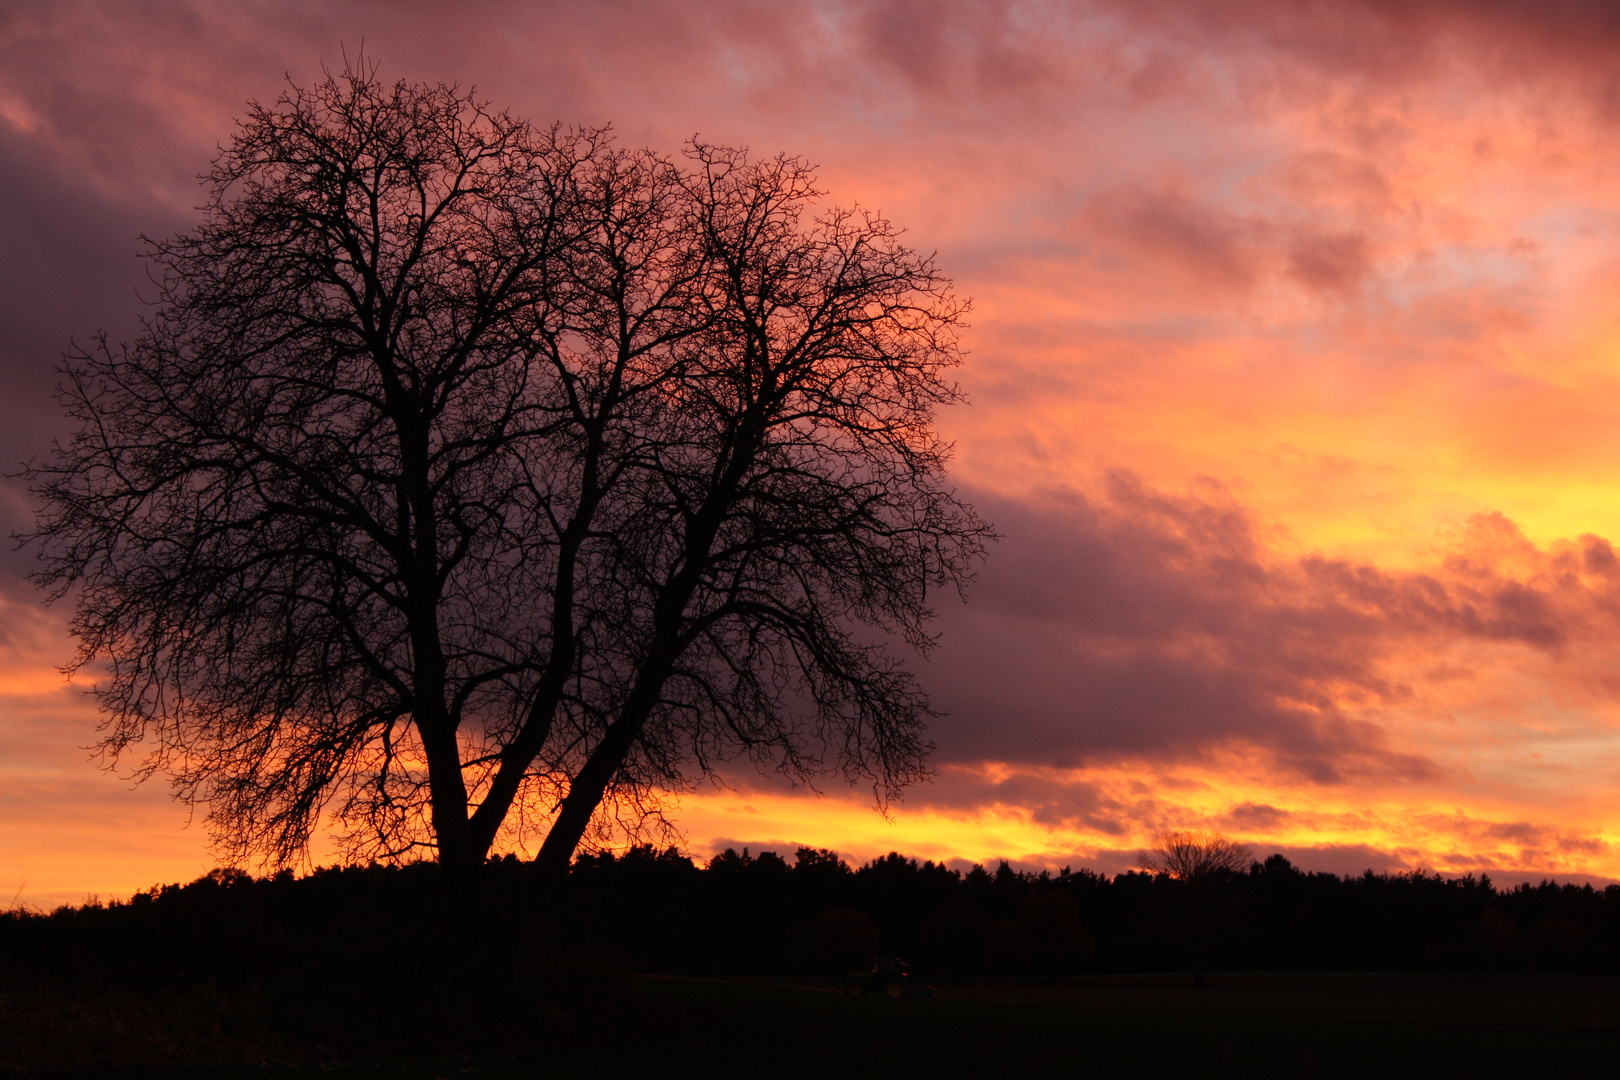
[26,970,1618,1079]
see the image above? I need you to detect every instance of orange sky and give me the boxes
[5,1,1620,907]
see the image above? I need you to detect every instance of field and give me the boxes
[22,971,1618,1079]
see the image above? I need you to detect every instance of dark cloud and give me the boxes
[743,0,1620,118]
[1286,231,1372,293]
[0,126,193,574]
[5,2,1611,200]
[1483,820,1552,846]
[828,0,1620,122]
[1226,801,1293,831]
[1084,187,1264,292]
[920,475,1620,780]
[1108,0,1620,96]
[901,767,1136,836]
[1077,188,1387,305]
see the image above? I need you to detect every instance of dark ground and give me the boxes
[8,856,1620,1077]
[9,971,1618,1079]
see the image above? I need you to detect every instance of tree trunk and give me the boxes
[530,642,681,885]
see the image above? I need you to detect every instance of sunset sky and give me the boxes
[6,1,1620,908]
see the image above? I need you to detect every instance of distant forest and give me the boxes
[6,848,1616,980]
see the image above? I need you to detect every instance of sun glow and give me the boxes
[675,758,1620,884]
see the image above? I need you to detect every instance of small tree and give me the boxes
[1140,830,1252,984]
[1139,831,1253,880]
[23,64,988,896]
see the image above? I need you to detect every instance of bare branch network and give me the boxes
[21,64,990,889]
[1140,832,1255,880]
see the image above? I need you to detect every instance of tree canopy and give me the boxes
[1140,831,1254,880]
[24,64,988,890]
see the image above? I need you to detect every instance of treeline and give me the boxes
[5,848,1619,982]
[565,847,1620,976]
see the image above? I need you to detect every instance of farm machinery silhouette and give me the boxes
[841,958,932,998]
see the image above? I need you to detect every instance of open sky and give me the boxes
[6,0,1620,907]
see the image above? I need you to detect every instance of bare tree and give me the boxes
[1140,831,1253,880]
[1140,829,1252,985]
[22,65,988,895]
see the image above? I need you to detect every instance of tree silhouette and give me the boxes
[1139,831,1252,985]
[22,63,987,896]
[1139,831,1253,880]
[525,140,989,876]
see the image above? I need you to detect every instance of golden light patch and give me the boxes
[672,757,1618,882]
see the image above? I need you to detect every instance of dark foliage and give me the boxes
[7,851,1620,1071]
[7,850,1620,988]
[557,846,1620,978]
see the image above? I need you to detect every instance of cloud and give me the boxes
[1226,801,1292,831]
[1286,230,1372,293]
[1083,186,1266,293]
[1104,0,1620,98]
[0,123,192,561]
[922,475,1620,784]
